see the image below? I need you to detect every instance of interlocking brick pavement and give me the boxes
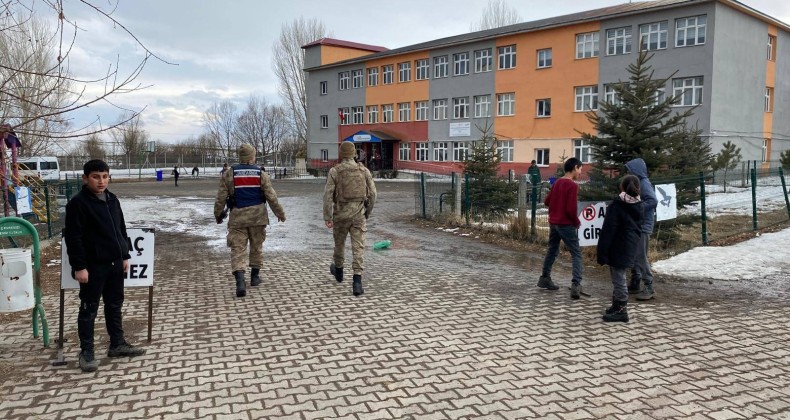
[1,180,789,419]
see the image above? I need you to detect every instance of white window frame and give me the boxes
[604,84,621,105]
[339,71,350,90]
[416,59,429,80]
[607,26,632,55]
[433,99,448,120]
[639,21,668,51]
[497,92,515,116]
[574,139,591,163]
[497,140,514,162]
[320,115,328,129]
[537,49,552,68]
[654,87,666,106]
[453,97,469,119]
[576,32,599,59]
[536,99,551,117]
[367,105,378,124]
[398,102,411,122]
[367,68,379,86]
[453,142,469,161]
[382,104,394,123]
[474,95,491,118]
[352,106,364,124]
[575,86,599,112]
[765,87,773,112]
[474,48,492,73]
[768,35,777,61]
[319,81,327,95]
[416,143,429,161]
[498,45,516,69]
[672,77,703,106]
[434,56,449,78]
[352,69,364,88]
[433,142,448,162]
[382,65,394,84]
[321,149,329,162]
[453,52,469,76]
[398,62,411,83]
[399,143,410,161]
[415,101,429,121]
[675,15,706,47]
[535,149,550,166]
[762,139,769,162]
[340,107,350,125]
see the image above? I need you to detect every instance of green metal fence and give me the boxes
[1,177,82,248]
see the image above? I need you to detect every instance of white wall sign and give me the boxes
[61,228,155,289]
[14,187,32,214]
[655,183,677,221]
[352,134,371,142]
[577,201,609,247]
[449,122,471,137]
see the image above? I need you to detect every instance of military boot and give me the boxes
[250,268,261,286]
[602,300,629,323]
[330,263,343,283]
[234,271,246,297]
[537,275,559,290]
[352,274,363,296]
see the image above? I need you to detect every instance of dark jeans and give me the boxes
[632,233,654,286]
[610,266,628,301]
[77,259,125,352]
[541,224,583,285]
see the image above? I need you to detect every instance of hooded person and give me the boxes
[624,158,658,300]
[214,143,286,297]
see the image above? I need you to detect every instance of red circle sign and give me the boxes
[582,205,596,221]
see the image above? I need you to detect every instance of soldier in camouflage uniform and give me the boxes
[323,141,377,296]
[214,144,286,297]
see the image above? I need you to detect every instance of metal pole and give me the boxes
[781,168,790,220]
[464,173,470,226]
[420,172,426,219]
[45,186,52,239]
[751,167,758,231]
[530,180,539,241]
[700,172,708,245]
[148,286,154,343]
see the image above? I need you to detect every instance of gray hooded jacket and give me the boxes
[625,158,658,234]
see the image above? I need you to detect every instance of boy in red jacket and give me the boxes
[537,157,584,299]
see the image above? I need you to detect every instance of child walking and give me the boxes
[65,159,146,372]
[596,175,644,322]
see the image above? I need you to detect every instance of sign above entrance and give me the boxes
[449,122,471,137]
[353,134,372,142]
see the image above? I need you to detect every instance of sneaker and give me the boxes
[107,341,146,358]
[78,350,98,372]
[537,275,559,290]
[570,283,582,300]
[635,285,655,301]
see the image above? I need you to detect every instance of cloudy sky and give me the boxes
[56,0,790,145]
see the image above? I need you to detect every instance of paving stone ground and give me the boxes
[1,179,789,419]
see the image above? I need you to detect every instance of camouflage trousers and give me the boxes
[333,216,367,275]
[227,225,266,273]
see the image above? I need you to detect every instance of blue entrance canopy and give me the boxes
[343,130,398,143]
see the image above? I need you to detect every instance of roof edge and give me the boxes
[301,37,388,53]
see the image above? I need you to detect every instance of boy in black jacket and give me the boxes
[65,159,145,372]
[596,175,643,323]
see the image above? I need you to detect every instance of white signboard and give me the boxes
[655,183,677,221]
[577,201,609,247]
[14,187,32,214]
[352,134,372,142]
[449,122,471,137]
[61,228,155,289]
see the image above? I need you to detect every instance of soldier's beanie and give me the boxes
[340,141,355,159]
[238,144,255,163]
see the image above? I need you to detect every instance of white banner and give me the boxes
[577,201,609,247]
[654,183,677,221]
[14,187,32,214]
[449,122,471,137]
[61,228,155,289]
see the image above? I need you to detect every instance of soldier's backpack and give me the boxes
[335,163,368,202]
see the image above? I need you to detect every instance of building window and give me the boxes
[453,97,469,119]
[416,59,430,80]
[574,139,591,163]
[433,99,448,120]
[339,71,350,90]
[382,104,394,122]
[536,99,551,117]
[339,108,350,125]
[604,84,621,105]
[640,21,668,51]
[415,101,429,121]
[398,102,411,122]
[434,55,449,78]
[537,49,552,68]
[576,32,599,59]
[673,77,703,106]
[416,143,429,161]
[575,86,599,111]
[367,68,379,86]
[768,35,777,61]
[352,106,364,124]
[497,93,515,116]
[607,26,632,55]
[536,149,550,166]
[676,15,706,47]
[367,105,378,124]
[453,142,469,161]
[453,52,469,76]
[474,48,492,73]
[319,81,327,95]
[474,95,491,118]
[765,87,774,112]
[352,69,364,88]
[382,65,394,84]
[763,139,769,162]
[398,62,411,83]
[321,149,328,161]
[399,143,410,161]
[433,142,448,162]
[497,140,514,162]
[498,45,516,69]
[654,87,666,105]
[320,115,328,129]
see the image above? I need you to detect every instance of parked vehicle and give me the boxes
[16,156,60,181]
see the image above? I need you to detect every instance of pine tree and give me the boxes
[462,127,517,219]
[711,140,742,192]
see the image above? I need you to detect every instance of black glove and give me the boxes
[216,208,228,224]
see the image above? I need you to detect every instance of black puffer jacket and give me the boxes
[596,195,643,268]
[64,186,131,271]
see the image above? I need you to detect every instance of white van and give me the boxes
[17,156,60,181]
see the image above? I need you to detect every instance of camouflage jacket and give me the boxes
[214,169,285,228]
[323,158,377,222]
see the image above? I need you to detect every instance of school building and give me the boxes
[303,0,790,176]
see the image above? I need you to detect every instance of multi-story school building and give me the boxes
[303,0,789,176]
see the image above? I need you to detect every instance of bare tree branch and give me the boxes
[470,0,522,31]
